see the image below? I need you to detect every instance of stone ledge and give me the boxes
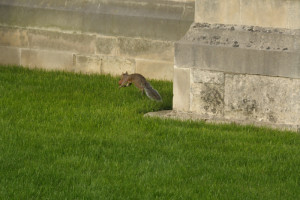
[175,23,300,79]
[182,23,299,51]
[144,110,299,132]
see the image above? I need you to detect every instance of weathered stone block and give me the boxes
[173,66,190,112]
[21,49,74,71]
[190,69,225,116]
[0,46,20,66]
[0,26,28,47]
[74,55,101,74]
[135,59,173,81]
[28,29,96,54]
[101,56,135,76]
[191,82,224,117]
[119,37,174,61]
[224,74,300,126]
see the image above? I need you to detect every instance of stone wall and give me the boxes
[172,0,300,131]
[0,0,195,80]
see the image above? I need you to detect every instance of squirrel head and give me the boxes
[119,72,129,85]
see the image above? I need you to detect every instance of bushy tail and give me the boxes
[144,85,162,102]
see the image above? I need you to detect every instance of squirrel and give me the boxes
[118,72,162,102]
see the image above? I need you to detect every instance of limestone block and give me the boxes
[21,49,74,71]
[0,46,20,66]
[173,66,190,112]
[135,59,173,81]
[191,83,224,117]
[0,26,28,47]
[118,37,174,62]
[224,74,300,125]
[74,55,101,74]
[28,29,96,54]
[101,56,135,77]
[190,69,225,116]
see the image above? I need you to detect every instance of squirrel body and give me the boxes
[119,72,162,102]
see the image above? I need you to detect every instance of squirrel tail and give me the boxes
[144,85,162,102]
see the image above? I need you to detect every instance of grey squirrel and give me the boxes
[118,72,162,102]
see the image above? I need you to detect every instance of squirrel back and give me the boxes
[119,72,162,102]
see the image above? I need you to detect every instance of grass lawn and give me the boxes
[0,66,299,199]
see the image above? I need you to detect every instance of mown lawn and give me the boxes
[0,66,299,199]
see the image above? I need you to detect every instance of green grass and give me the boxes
[0,66,299,200]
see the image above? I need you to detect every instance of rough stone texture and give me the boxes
[173,66,190,112]
[135,59,173,81]
[224,74,300,126]
[190,69,225,117]
[21,49,74,71]
[182,23,298,52]
[190,83,224,117]
[195,0,300,29]
[0,46,21,66]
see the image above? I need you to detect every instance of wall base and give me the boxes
[145,110,299,132]
[173,23,300,131]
